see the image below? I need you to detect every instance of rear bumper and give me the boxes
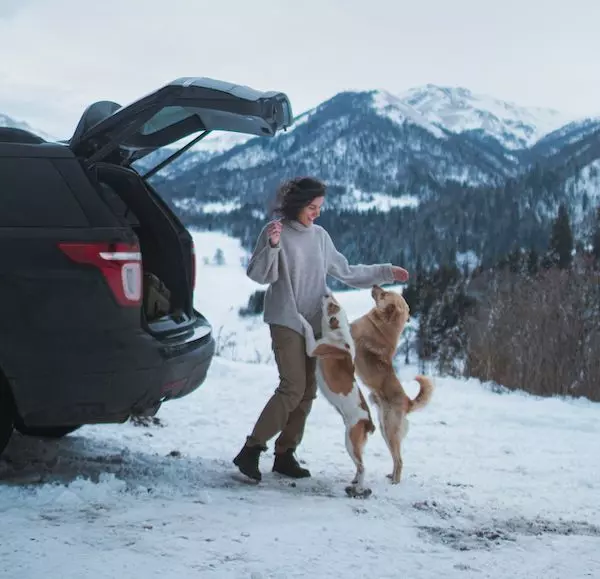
[10,316,217,427]
[130,323,217,411]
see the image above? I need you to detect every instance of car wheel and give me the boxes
[13,422,81,438]
[0,382,15,456]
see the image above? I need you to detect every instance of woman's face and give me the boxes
[298,196,325,227]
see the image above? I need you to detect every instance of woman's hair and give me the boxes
[271,177,326,221]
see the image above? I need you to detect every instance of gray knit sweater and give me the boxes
[246,219,395,355]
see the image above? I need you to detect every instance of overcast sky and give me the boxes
[1,0,599,138]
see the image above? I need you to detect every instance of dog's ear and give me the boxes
[312,343,351,360]
[371,285,382,300]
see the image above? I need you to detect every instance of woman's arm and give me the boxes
[324,230,396,288]
[246,223,281,284]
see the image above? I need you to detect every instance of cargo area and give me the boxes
[92,162,195,327]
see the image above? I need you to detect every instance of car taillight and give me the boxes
[58,242,143,307]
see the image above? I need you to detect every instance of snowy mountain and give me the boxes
[150,85,600,214]
[527,117,600,161]
[402,84,576,150]
[157,90,522,211]
[150,84,582,181]
[370,89,448,139]
[0,112,55,141]
[159,84,581,171]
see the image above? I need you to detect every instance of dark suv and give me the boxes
[0,77,292,456]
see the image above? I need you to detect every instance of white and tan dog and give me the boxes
[311,293,375,498]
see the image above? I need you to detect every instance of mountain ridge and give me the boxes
[149,85,599,215]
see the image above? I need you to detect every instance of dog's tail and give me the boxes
[407,375,434,413]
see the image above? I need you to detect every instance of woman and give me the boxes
[233,177,409,482]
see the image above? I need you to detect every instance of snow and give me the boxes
[372,90,447,139]
[185,107,313,167]
[567,159,600,197]
[456,250,481,270]
[401,85,578,150]
[192,231,273,363]
[173,198,242,215]
[277,108,314,135]
[218,144,279,170]
[565,159,600,227]
[193,130,254,155]
[337,187,420,212]
[353,193,419,212]
[533,116,600,154]
[1,229,599,579]
[160,131,254,159]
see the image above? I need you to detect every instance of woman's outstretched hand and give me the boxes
[392,266,409,283]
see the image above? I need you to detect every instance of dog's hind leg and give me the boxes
[372,399,395,477]
[370,395,403,483]
[383,411,405,484]
[369,392,392,455]
[344,421,372,498]
[346,428,364,487]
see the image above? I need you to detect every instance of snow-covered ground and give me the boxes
[1,230,599,579]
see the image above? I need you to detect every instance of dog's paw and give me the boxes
[345,485,372,499]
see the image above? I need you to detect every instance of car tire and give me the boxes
[13,422,81,438]
[0,382,15,456]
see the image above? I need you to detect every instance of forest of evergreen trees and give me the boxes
[175,155,596,280]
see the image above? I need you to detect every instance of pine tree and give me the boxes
[593,206,600,263]
[527,248,539,276]
[508,247,522,274]
[548,204,574,270]
[213,248,225,266]
[402,281,419,315]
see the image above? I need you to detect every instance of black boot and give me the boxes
[233,443,265,482]
[272,449,311,478]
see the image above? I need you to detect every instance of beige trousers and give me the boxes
[246,324,317,453]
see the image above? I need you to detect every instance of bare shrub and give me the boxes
[464,266,600,402]
[214,325,238,360]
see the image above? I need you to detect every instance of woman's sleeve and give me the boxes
[246,223,281,284]
[324,230,394,289]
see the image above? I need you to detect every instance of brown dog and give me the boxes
[350,285,433,484]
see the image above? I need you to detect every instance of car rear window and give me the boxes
[0,158,89,227]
